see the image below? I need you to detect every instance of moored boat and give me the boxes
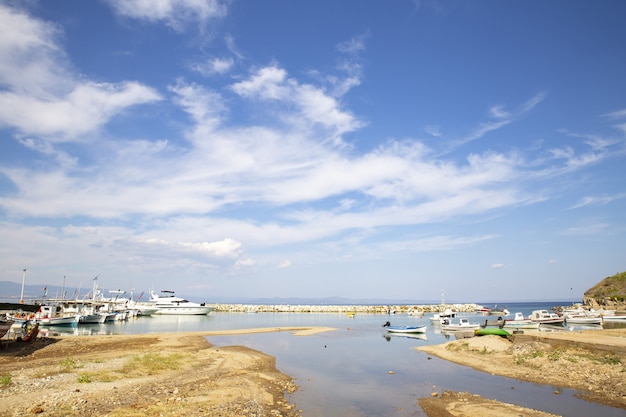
[529,309,564,325]
[382,322,427,333]
[149,290,214,315]
[503,312,540,329]
[33,305,78,326]
[565,314,602,325]
[441,317,480,331]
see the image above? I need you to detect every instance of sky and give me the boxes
[0,0,625,303]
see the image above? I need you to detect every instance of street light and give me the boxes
[20,268,27,304]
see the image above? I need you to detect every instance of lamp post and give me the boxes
[20,268,27,304]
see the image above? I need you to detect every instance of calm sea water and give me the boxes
[37,301,624,417]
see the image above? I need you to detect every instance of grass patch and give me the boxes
[76,373,92,383]
[514,349,544,366]
[575,352,622,365]
[59,356,81,373]
[445,342,469,352]
[120,352,186,376]
[0,373,11,387]
[547,348,565,362]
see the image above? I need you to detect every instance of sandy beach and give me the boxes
[1,326,626,416]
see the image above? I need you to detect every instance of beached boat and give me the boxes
[474,327,511,338]
[503,312,540,329]
[529,309,564,325]
[441,317,480,331]
[382,323,427,334]
[149,290,214,315]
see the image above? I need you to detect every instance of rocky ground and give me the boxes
[0,330,312,417]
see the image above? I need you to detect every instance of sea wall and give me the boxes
[211,303,481,314]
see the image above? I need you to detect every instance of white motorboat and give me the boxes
[504,312,540,329]
[441,317,480,331]
[565,313,602,325]
[149,290,214,315]
[529,310,564,325]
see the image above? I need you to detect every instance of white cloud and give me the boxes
[0,4,161,141]
[106,0,227,32]
[276,260,292,269]
[191,57,234,76]
[491,263,504,269]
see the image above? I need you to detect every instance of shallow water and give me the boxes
[37,307,625,416]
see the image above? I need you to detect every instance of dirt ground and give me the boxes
[2,327,626,417]
[0,327,333,417]
[416,328,626,417]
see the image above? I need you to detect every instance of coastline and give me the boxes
[3,321,626,416]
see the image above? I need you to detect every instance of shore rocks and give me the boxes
[211,303,481,314]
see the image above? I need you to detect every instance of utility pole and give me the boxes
[20,268,27,304]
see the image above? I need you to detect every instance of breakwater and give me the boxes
[211,303,481,314]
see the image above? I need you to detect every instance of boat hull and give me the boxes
[152,306,214,315]
[475,328,511,337]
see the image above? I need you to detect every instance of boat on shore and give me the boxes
[149,290,214,315]
[474,327,511,338]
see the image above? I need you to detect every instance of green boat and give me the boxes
[474,328,511,338]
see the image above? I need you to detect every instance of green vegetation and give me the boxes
[76,373,92,383]
[513,349,544,366]
[59,356,79,372]
[584,271,626,304]
[0,373,11,387]
[121,352,185,376]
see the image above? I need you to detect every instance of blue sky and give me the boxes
[0,0,625,303]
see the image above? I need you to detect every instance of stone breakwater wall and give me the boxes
[212,303,481,314]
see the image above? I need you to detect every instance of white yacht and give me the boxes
[149,290,214,315]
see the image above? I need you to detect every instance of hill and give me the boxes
[583,271,626,309]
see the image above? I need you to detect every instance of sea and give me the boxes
[32,301,625,417]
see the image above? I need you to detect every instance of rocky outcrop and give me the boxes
[583,271,626,311]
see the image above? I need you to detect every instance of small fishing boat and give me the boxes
[33,305,78,326]
[382,322,427,333]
